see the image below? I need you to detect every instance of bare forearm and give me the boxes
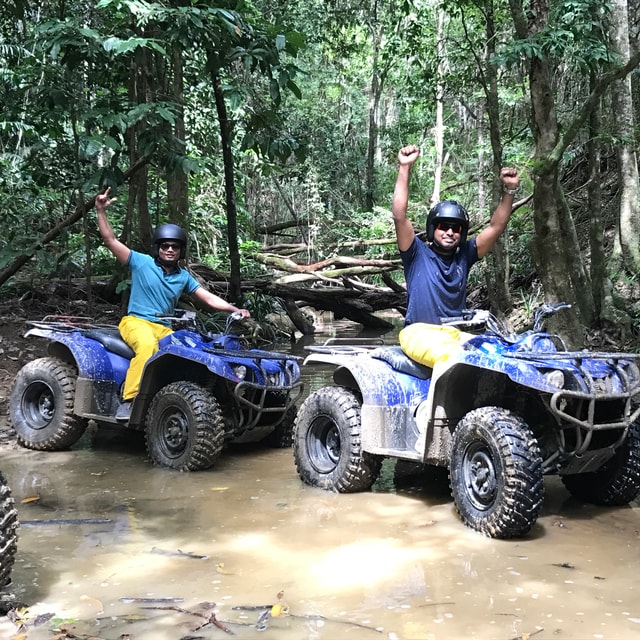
[196,289,244,314]
[94,189,130,263]
[96,205,117,244]
[489,193,514,233]
[392,165,412,222]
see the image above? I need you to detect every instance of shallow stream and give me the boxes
[2,314,639,640]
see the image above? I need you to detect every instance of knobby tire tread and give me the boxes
[0,472,18,590]
[145,381,225,472]
[561,419,640,506]
[263,404,297,448]
[450,406,543,539]
[293,386,382,493]
[10,357,88,451]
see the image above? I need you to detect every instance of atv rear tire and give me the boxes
[561,419,640,506]
[293,386,382,492]
[9,357,88,450]
[145,381,225,471]
[450,406,543,538]
[0,471,18,590]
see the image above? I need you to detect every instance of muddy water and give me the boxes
[2,315,640,640]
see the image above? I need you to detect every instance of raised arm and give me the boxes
[475,167,520,259]
[95,187,130,265]
[392,145,421,252]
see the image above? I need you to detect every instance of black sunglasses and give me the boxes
[436,222,462,234]
[159,242,181,251]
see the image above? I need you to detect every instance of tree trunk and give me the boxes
[609,0,640,272]
[167,46,189,234]
[364,26,381,212]
[509,0,593,341]
[479,0,511,313]
[430,9,446,205]
[209,58,243,305]
[587,71,605,320]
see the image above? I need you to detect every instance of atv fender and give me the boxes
[25,327,130,385]
[302,349,434,460]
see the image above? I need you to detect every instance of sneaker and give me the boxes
[116,401,132,421]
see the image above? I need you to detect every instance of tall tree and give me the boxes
[608,0,640,273]
[506,0,640,337]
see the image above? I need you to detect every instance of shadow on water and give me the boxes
[374,460,453,504]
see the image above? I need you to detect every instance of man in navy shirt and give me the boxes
[95,187,250,419]
[392,145,520,326]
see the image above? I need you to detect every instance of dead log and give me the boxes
[189,261,407,332]
[253,280,406,331]
[283,298,315,335]
[254,252,402,275]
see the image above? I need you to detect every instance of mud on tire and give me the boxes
[0,472,18,591]
[9,357,88,450]
[561,419,640,506]
[145,381,225,471]
[450,406,544,539]
[263,404,297,448]
[293,386,382,492]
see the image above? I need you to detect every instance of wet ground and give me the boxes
[1,315,640,639]
[2,434,640,640]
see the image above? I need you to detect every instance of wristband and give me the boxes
[503,186,518,196]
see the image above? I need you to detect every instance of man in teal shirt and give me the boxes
[95,187,250,419]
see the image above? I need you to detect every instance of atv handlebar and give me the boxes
[156,309,245,335]
[441,309,491,327]
[441,302,571,342]
[225,311,245,334]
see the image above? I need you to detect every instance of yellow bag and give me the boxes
[399,323,472,367]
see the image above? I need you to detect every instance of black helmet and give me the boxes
[152,223,187,259]
[426,200,470,243]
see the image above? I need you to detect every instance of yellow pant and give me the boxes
[119,316,173,400]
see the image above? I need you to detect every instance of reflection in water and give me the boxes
[2,312,640,639]
[291,312,402,404]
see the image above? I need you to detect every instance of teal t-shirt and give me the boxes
[126,250,200,326]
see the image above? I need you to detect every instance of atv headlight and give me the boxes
[543,370,565,389]
[233,365,247,380]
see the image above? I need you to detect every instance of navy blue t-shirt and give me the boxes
[400,237,479,325]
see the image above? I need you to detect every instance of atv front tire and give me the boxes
[450,406,543,538]
[0,471,18,590]
[293,386,382,492]
[561,419,640,506]
[145,381,225,471]
[263,404,297,448]
[9,357,88,450]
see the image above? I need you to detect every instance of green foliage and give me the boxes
[497,0,614,71]
[0,0,635,329]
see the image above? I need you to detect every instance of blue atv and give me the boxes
[293,303,640,538]
[9,312,303,471]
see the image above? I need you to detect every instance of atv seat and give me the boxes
[84,328,135,360]
[370,346,432,380]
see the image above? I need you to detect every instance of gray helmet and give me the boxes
[426,200,470,243]
[152,223,187,259]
